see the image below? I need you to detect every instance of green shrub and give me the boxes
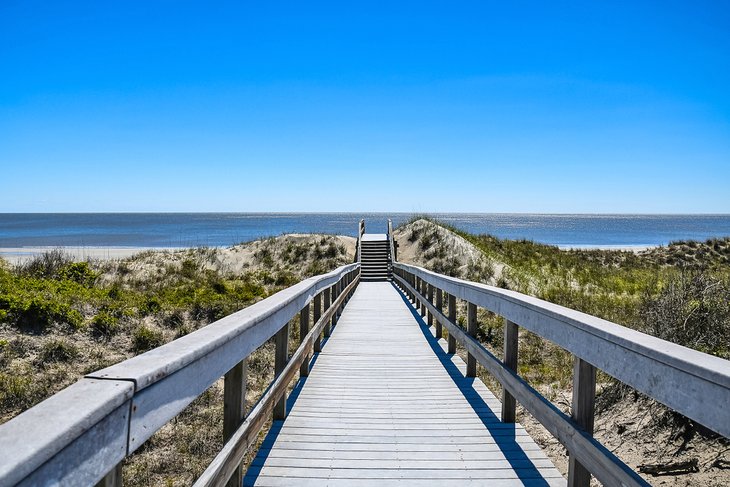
[39,339,79,364]
[274,271,297,287]
[0,373,33,409]
[91,311,120,337]
[162,309,186,329]
[191,299,225,323]
[133,325,164,353]
[140,295,162,316]
[19,249,72,278]
[59,262,98,286]
[180,259,199,279]
[2,294,83,331]
[639,271,730,358]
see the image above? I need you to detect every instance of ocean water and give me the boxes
[1,213,729,248]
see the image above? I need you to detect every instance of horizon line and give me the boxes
[2,211,730,217]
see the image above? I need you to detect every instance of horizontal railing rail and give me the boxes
[0,263,360,487]
[393,262,730,487]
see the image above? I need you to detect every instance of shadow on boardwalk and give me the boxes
[394,284,552,486]
[244,282,554,486]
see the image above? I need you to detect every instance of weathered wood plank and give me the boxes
[299,304,310,377]
[246,282,563,486]
[0,379,133,487]
[435,288,443,339]
[467,301,477,377]
[568,357,597,487]
[448,294,457,354]
[223,359,247,487]
[502,319,518,423]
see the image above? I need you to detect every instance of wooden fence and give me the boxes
[392,261,730,487]
[0,263,360,487]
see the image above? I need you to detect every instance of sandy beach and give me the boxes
[557,244,657,252]
[0,246,186,264]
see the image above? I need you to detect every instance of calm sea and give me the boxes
[1,213,729,248]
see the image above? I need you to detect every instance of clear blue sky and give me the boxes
[1,1,729,213]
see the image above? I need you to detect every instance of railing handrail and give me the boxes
[0,262,360,486]
[393,261,730,486]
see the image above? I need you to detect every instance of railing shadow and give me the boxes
[244,284,557,486]
[241,349,321,486]
[392,282,555,486]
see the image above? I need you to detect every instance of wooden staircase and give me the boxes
[359,234,391,282]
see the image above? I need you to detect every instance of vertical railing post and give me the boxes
[95,465,122,487]
[223,358,247,487]
[414,277,420,310]
[323,287,332,338]
[448,294,457,354]
[467,302,477,377]
[568,358,597,487]
[413,274,418,304]
[273,321,290,420]
[419,279,426,317]
[332,281,340,326]
[338,278,344,315]
[299,304,311,377]
[435,288,443,339]
[313,293,323,353]
[427,283,434,328]
[502,320,518,423]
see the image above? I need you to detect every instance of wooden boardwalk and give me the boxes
[244,282,565,486]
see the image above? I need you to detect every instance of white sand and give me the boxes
[557,244,657,252]
[0,246,186,264]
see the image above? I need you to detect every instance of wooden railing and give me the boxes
[392,262,730,487]
[0,263,360,487]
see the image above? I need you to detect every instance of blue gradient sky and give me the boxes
[1,1,729,213]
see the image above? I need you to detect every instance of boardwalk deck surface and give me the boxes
[244,282,565,486]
